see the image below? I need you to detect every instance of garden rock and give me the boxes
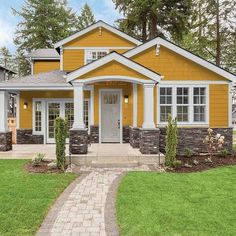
[184,163,192,168]
[193,160,199,165]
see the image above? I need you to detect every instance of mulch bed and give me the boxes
[25,160,64,173]
[169,154,236,173]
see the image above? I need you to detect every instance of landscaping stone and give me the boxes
[69,129,88,154]
[129,126,140,148]
[16,129,44,144]
[90,125,99,143]
[193,159,199,165]
[139,128,160,154]
[123,126,130,143]
[184,163,192,168]
[0,131,12,151]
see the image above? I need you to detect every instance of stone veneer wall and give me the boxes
[90,126,99,143]
[129,127,140,148]
[139,129,160,154]
[17,129,44,144]
[159,127,233,155]
[0,132,12,151]
[123,126,130,143]
[69,129,88,154]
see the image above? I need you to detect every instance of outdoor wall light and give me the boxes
[124,95,129,104]
[23,102,28,109]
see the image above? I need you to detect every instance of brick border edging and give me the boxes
[36,172,89,236]
[105,172,126,236]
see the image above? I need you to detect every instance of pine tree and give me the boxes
[77,3,96,30]
[113,0,191,42]
[12,0,78,76]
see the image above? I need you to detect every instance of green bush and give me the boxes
[165,115,178,167]
[173,160,182,168]
[184,148,193,158]
[32,153,45,166]
[55,117,67,170]
[219,148,228,158]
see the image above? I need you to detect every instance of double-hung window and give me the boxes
[158,86,207,124]
[34,101,43,133]
[85,50,109,64]
[160,87,172,122]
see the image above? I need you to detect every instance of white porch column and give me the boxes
[72,83,85,129]
[142,83,156,129]
[132,83,137,127]
[0,91,9,132]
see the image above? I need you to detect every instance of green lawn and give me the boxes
[117,167,236,236]
[0,160,76,236]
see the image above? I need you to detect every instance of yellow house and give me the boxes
[0,20,235,154]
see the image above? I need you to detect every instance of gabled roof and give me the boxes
[67,52,162,83]
[0,65,16,74]
[124,37,236,82]
[26,49,60,60]
[54,20,142,49]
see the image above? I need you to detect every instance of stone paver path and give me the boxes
[47,169,122,236]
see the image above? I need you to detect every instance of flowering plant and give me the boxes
[203,128,225,160]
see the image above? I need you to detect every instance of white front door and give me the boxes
[100,90,121,143]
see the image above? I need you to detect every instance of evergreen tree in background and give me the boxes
[0,47,18,73]
[77,3,96,30]
[12,0,78,76]
[113,0,191,42]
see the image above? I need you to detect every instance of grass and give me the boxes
[233,130,236,135]
[0,160,76,236]
[117,166,236,236]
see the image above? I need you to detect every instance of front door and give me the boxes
[101,90,121,143]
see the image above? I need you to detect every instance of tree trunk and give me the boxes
[149,14,158,40]
[216,0,221,66]
[141,18,147,42]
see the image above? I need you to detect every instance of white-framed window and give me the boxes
[158,85,208,125]
[85,49,109,64]
[160,87,172,122]
[33,100,45,134]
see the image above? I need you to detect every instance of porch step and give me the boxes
[90,159,139,168]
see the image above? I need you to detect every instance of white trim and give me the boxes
[88,85,94,125]
[67,52,161,83]
[32,100,45,135]
[60,47,63,71]
[84,49,109,65]
[124,37,236,82]
[159,80,229,85]
[31,57,60,60]
[132,84,137,127]
[157,84,209,126]
[229,83,233,127]
[0,91,9,132]
[31,61,34,75]
[16,93,20,129]
[65,46,133,50]
[54,21,141,48]
[99,89,123,144]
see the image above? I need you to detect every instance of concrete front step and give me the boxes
[90,160,139,168]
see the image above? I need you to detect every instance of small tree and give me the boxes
[165,115,178,167]
[55,117,67,170]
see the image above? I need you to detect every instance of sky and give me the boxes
[0,0,123,53]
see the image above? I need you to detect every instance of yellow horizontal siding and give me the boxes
[19,91,90,129]
[63,50,84,71]
[65,28,136,47]
[209,84,228,127]
[33,61,60,74]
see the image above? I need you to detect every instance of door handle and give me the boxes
[118,120,120,129]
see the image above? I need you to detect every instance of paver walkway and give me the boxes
[38,169,123,236]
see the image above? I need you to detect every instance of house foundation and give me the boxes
[69,129,88,154]
[0,131,12,151]
[16,129,44,144]
[129,126,140,148]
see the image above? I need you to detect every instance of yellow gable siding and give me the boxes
[65,28,136,47]
[63,50,84,71]
[78,61,151,81]
[209,84,228,127]
[19,91,90,129]
[132,46,228,81]
[33,61,60,74]
[93,82,133,126]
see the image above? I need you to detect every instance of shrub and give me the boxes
[184,148,193,158]
[173,160,182,168]
[32,153,45,167]
[55,117,67,171]
[165,115,178,167]
[203,128,225,160]
[219,148,228,158]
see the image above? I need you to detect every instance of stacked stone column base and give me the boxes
[129,126,140,148]
[139,128,160,154]
[0,131,12,151]
[69,129,88,154]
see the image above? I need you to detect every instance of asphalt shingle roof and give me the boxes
[26,49,60,59]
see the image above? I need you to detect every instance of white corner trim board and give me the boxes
[124,37,236,82]
[66,52,162,83]
[54,21,142,49]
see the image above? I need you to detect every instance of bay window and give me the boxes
[158,86,208,124]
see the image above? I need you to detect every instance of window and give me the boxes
[160,87,172,122]
[193,87,206,122]
[158,86,208,124]
[176,87,189,122]
[85,50,108,64]
[35,101,42,132]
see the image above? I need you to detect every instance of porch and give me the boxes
[0,144,165,167]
